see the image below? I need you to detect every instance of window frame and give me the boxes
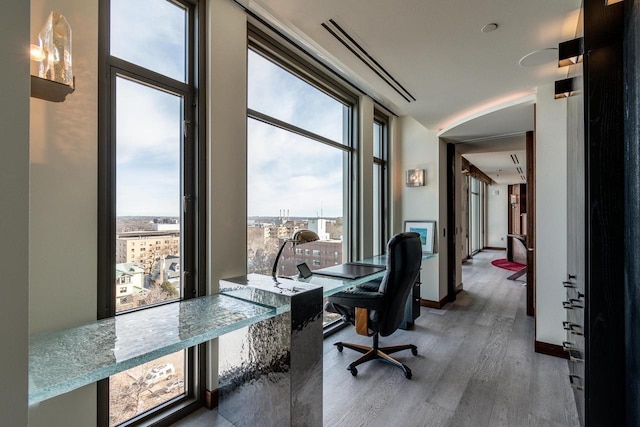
[373,110,389,255]
[247,25,359,264]
[97,0,206,425]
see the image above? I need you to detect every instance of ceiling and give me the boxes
[241,0,581,181]
[464,150,527,185]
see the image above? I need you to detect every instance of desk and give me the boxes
[218,275,323,427]
[28,294,281,406]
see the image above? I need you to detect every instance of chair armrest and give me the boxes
[327,290,384,311]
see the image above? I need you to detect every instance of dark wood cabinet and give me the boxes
[400,270,420,330]
[566,1,626,425]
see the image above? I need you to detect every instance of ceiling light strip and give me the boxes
[322,19,416,103]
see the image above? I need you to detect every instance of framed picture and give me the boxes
[404,220,436,254]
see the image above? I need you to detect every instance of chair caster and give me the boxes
[410,345,418,356]
[348,365,358,376]
[403,365,412,379]
[335,343,343,352]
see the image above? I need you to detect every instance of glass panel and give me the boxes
[115,77,182,312]
[373,163,381,254]
[247,118,345,277]
[373,121,382,158]
[108,350,185,426]
[248,50,346,144]
[111,0,187,82]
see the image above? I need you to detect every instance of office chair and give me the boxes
[326,232,422,379]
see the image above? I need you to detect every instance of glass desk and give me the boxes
[28,294,281,406]
[294,253,438,296]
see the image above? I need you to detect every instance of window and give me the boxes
[245,28,356,329]
[373,112,388,255]
[98,0,204,425]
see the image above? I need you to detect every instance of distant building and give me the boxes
[307,219,330,240]
[150,255,181,293]
[116,231,181,273]
[152,217,180,232]
[115,262,145,302]
[277,239,344,276]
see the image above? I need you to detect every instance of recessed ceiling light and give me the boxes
[519,48,558,67]
[481,23,499,33]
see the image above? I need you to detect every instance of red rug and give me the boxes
[491,258,526,272]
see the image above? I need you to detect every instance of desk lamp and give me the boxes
[272,229,319,278]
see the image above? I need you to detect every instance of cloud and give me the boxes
[111,0,186,81]
[248,119,344,218]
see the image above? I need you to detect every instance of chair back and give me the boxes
[376,232,423,337]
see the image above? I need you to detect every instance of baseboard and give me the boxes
[205,388,219,409]
[420,295,448,309]
[484,246,506,251]
[534,341,569,359]
[456,283,464,293]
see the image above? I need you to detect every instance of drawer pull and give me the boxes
[562,321,584,335]
[563,341,578,352]
[563,299,584,309]
[569,351,585,363]
[569,374,584,391]
[563,281,576,289]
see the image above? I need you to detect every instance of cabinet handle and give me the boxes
[568,274,577,280]
[563,281,576,289]
[563,299,584,309]
[569,351,585,363]
[562,341,578,352]
[569,374,584,391]
[562,321,584,335]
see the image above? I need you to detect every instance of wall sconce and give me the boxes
[406,169,425,187]
[558,38,584,67]
[32,11,73,87]
[554,77,580,99]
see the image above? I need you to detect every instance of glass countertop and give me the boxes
[29,294,279,405]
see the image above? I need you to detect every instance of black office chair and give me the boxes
[326,232,422,379]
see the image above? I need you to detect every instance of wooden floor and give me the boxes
[174,250,579,427]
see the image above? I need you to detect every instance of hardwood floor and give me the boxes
[174,250,579,427]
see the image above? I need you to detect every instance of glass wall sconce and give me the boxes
[32,11,73,87]
[406,169,425,187]
[558,38,584,67]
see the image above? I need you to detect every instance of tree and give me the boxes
[160,281,179,297]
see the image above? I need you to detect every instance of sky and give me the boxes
[111,0,348,218]
[112,0,185,217]
[247,50,347,218]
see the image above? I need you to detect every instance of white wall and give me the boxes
[206,0,248,390]
[29,0,99,425]
[0,2,30,426]
[397,116,443,302]
[486,184,508,248]
[536,83,568,346]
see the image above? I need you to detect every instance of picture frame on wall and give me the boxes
[404,220,436,254]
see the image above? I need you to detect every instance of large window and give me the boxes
[98,0,204,425]
[373,113,388,255]
[245,29,356,327]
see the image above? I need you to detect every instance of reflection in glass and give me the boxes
[248,50,346,144]
[111,0,187,82]
[115,77,182,312]
[108,350,185,426]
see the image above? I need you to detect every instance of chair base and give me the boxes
[334,336,417,379]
